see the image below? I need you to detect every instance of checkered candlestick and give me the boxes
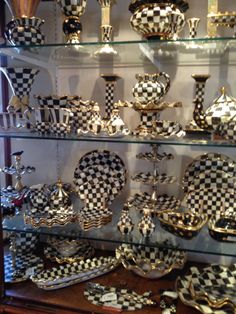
[0,67,39,114]
[192,74,211,130]
[101,74,121,119]
[187,18,200,39]
[57,0,87,44]
[95,0,118,55]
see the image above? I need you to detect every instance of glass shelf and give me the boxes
[1,130,236,148]
[1,37,236,68]
[3,213,236,257]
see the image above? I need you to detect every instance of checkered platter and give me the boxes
[31,256,119,290]
[176,264,236,313]
[182,153,236,190]
[84,283,155,311]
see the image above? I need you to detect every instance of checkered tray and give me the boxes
[136,152,174,162]
[24,205,77,228]
[186,188,236,219]
[44,243,95,264]
[4,253,44,283]
[132,172,177,185]
[182,153,236,190]
[84,283,156,311]
[128,192,180,214]
[31,256,119,290]
[176,265,235,314]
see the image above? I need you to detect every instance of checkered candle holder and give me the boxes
[57,0,87,44]
[0,67,39,114]
[101,74,121,119]
[5,17,45,46]
[129,2,188,40]
[187,18,200,39]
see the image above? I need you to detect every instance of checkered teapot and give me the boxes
[132,72,171,105]
[192,74,236,131]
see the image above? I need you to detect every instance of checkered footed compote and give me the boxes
[1,67,39,113]
[57,0,87,43]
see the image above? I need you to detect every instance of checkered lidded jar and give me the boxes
[132,72,170,105]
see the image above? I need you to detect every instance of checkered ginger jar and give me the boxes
[132,73,170,104]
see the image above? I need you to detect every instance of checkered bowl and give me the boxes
[35,95,80,108]
[116,244,187,279]
[57,0,87,17]
[152,120,183,137]
[208,211,236,242]
[130,3,186,39]
[158,211,208,239]
[47,236,84,257]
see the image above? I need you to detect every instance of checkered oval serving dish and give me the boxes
[30,256,119,290]
[116,244,187,279]
[158,211,208,240]
[176,264,236,313]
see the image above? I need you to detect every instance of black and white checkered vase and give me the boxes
[187,18,200,39]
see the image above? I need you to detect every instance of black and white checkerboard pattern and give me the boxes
[128,192,180,212]
[14,17,43,28]
[187,18,200,39]
[84,284,153,311]
[210,14,236,26]
[30,190,49,209]
[140,112,155,128]
[35,122,50,134]
[205,101,236,130]
[193,81,210,130]
[218,121,236,141]
[136,151,174,162]
[132,172,177,185]
[101,25,112,42]
[5,68,39,99]
[133,81,165,104]
[129,0,189,14]
[78,207,112,230]
[186,188,236,219]
[4,253,44,283]
[176,266,235,314]
[183,153,236,189]
[138,215,155,237]
[51,123,71,136]
[13,232,39,253]
[57,0,87,16]
[117,211,134,235]
[71,109,91,132]
[105,82,115,119]
[11,26,45,46]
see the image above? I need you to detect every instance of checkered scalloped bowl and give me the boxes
[130,3,186,39]
[116,244,187,279]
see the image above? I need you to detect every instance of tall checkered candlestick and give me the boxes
[95,0,118,55]
[192,74,211,130]
[57,0,87,44]
[1,151,35,191]
[187,18,200,39]
[101,74,121,119]
[0,67,39,114]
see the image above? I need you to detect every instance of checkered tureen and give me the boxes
[129,0,189,39]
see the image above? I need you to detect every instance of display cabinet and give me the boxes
[0,1,236,314]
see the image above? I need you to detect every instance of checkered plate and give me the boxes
[176,265,235,314]
[31,256,119,290]
[84,283,154,311]
[4,253,44,283]
[182,153,236,190]
[186,188,236,219]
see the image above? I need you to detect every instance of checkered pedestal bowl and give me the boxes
[116,244,187,279]
[5,17,45,46]
[129,3,186,40]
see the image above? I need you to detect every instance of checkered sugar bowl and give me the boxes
[129,0,189,39]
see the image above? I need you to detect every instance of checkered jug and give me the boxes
[133,73,170,105]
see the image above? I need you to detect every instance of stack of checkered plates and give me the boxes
[31,256,119,290]
[176,264,236,313]
[74,150,126,230]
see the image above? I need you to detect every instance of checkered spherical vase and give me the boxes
[138,215,155,237]
[57,0,87,16]
[130,4,185,39]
